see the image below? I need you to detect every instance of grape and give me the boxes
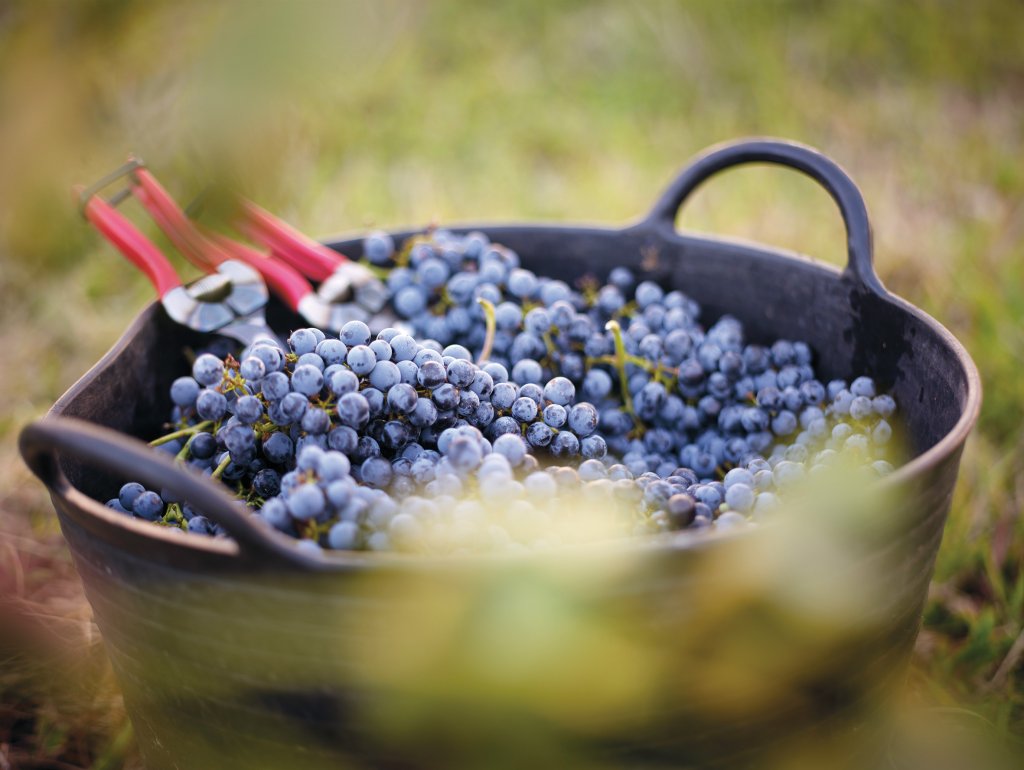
[189,432,217,460]
[525,422,553,448]
[543,376,575,406]
[724,468,754,489]
[118,482,146,511]
[394,286,428,317]
[511,397,539,423]
[170,377,200,407]
[487,433,524,466]
[315,338,347,366]
[338,392,371,429]
[446,359,476,388]
[278,392,308,423]
[771,411,798,436]
[832,423,854,443]
[287,484,325,520]
[364,231,395,265]
[850,396,873,421]
[543,404,567,429]
[249,344,284,373]
[447,435,483,472]
[361,457,394,488]
[665,494,695,529]
[328,520,360,549]
[582,369,612,400]
[511,359,543,385]
[369,360,401,391]
[832,389,855,415]
[369,339,393,362]
[132,491,164,521]
[567,403,598,437]
[580,435,607,460]
[724,483,755,513]
[234,395,263,424]
[187,516,213,534]
[500,268,537,300]
[850,376,876,398]
[301,407,331,434]
[262,432,293,464]
[634,280,663,309]
[327,368,359,396]
[389,334,418,361]
[340,320,371,348]
[259,498,290,531]
[288,329,319,355]
[346,346,377,376]
[431,383,459,411]
[297,353,325,372]
[550,431,580,457]
[192,354,224,386]
[870,395,895,418]
[411,361,441,389]
[222,424,256,458]
[253,469,281,498]
[239,356,266,382]
[519,383,544,405]
[261,371,290,400]
[326,426,357,455]
[196,389,227,421]
[715,511,748,529]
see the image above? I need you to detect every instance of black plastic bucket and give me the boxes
[20,140,981,769]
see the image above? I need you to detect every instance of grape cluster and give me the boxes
[106,229,901,554]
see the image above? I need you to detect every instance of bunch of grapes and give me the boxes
[107,230,900,554]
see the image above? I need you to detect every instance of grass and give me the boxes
[1,0,1022,766]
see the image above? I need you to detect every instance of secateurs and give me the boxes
[124,164,399,332]
[80,158,398,339]
[78,163,279,349]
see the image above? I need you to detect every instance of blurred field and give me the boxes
[0,0,1022,767]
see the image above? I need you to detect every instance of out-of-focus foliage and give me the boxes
[1,1,1022,768]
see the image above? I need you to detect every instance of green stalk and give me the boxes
[175,434,198,461]
[358,260,391,280]
[211,454,231,480]
[605,320,634,415]
[476,297,497,364]
[150,420,213,447]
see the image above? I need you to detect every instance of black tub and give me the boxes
[20,139,981,769]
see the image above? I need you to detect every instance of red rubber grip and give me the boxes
[210,234,311,311]
[81,193,181,298]
[130,168,231,271]
[236,201,346,282]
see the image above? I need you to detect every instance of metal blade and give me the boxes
[191,301,236,333]
[217,259,269,315]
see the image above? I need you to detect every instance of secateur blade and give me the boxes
[160,260,271,340]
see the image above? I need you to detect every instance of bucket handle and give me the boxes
[19,416,324,570]
[644,137,885,296]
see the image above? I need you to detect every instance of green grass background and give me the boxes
[0,1,1021,766]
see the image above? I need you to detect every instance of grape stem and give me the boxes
[163,502,184,527]
[605,320,635,415]
[476,297,497,364]
[150,421,213,447]
[175,435,195,461]
[211,454,231,480]
[358,259,391,280]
